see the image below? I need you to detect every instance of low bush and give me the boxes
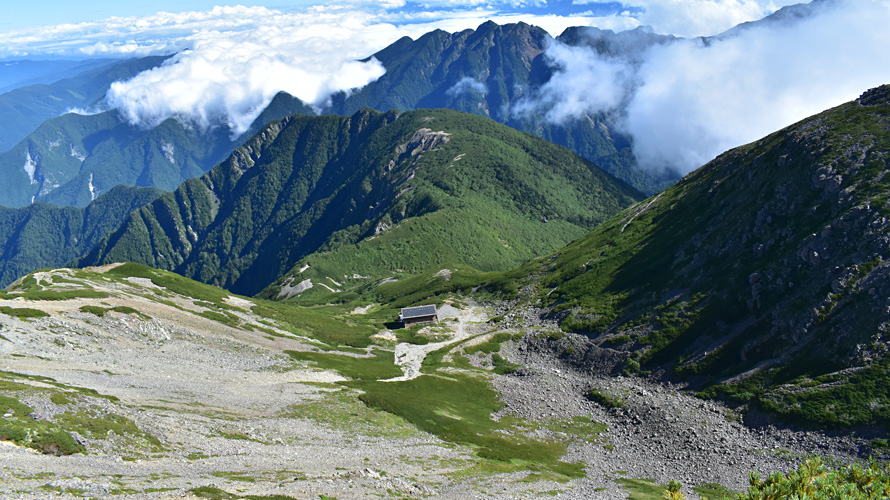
[0,306,49,319]
[586,389,625,409]
[735,458,890,500]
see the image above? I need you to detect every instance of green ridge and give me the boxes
[0,185,163,288]
[77,108,641,296]
[521,84,890,428]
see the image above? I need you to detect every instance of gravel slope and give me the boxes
[0,268,871,500]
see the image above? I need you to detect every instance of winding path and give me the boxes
[381,304,487,382]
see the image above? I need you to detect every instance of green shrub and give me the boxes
[11,290,108,301]
[30,429,84,456]
[464,332,520,355]
[80,305,148,319]
[396,328,431,345]
[586,389,625,409]
[491,353,520,375]
[0,306,49,319]
[871,438,889,449]
[50,393,73,405]
[734,458,890,500]
[79,305,108,317]
[190,485,300,500]
[0,422,28,443]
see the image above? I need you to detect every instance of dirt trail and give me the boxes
[383,303,487,382]
[0,269,869,500]
[0,272,492,500]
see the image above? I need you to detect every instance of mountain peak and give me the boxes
[857,84,890,107]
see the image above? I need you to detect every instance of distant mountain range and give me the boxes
[0,91,314,207]
[0,58,129,93]
[0,57,170,153]
[0,5,837,209]
[0,22,678,209]
[75,108,641,296]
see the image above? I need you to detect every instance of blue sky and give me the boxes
[0,0,632,29]
[0,0,808,63]
[1,0,790,38]
[0,1,313,29]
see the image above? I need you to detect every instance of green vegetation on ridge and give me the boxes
[523,85,890,429]
[78,108,640,297]
[0,185,162,288]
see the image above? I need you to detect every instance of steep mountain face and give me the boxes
[0,92,314,207]
[76,108,641,296]
[526,85,890,429]
[328,22,677,194]
[331,21,547,124]
[0,57,169,152]
[0,185,162,287]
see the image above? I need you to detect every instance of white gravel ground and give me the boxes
[0,269,870,500]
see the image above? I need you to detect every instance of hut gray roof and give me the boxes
[401,305,437,319]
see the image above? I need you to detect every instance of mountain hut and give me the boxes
[400,305,438,327]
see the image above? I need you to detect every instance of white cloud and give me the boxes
[446,77,488,96]
[95,7,401,134]
[625,0,890,173]
[513,39,633,122]
[519,0,890,174]
[574,0,801,37]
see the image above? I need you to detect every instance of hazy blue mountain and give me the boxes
[0,56,170,153]
[0,58,119,93]
[0,91,315,207]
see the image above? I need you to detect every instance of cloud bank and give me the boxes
[522,0,890,174]
[0,3,645,136]
[103,7,396,134]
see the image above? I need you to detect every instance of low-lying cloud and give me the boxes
[521,0,890,174]
[514,40,635,123]
[101,7,397,134]
[0,4,644,137]
[446,77,488,97]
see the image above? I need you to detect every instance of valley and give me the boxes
[1,4,889,499]
[0,266,868,499]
